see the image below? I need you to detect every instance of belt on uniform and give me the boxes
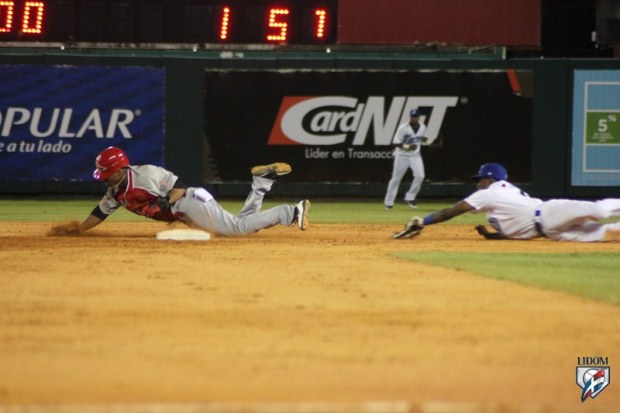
[534,209,545,237]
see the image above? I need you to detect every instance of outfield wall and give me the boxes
[0,49,618,199]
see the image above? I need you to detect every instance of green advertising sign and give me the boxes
[586,112,620,144]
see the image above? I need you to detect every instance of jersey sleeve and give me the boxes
[463,189,492,214]
[392,124,406,144]
[98,190,121,216]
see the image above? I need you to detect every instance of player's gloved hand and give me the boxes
[393,216,424,239]
[145,196,172,218]
[154,196,172,210]
[475,225,507,240]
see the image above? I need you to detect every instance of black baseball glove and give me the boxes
[475,225,507,240]
[393,216,424,239]
[145,196,172,219]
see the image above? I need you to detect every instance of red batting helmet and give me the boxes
[93,146,129,181]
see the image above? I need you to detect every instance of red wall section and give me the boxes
[338,0,540,47]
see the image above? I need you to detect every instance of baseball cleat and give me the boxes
[385,205,393,210]
[251,162,292,180]
[407,200,417,208]
[293,199,311,230]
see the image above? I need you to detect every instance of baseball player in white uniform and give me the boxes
[56,147,310,236]
[384,108,429,209]
[393,162,620,242]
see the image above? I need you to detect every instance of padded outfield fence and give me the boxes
[0,49,618,200]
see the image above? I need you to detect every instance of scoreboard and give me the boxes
[0,0,337,44]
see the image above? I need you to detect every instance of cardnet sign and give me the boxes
[204,70,532,183]
[268,96,458,146]
[0,65,165,181]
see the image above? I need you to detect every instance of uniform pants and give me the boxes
[172,176,295,235]
[539,199,620,241]
[384,151,425,206]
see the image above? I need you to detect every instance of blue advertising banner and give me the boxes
[572,70,620,186]
[0,65,165,181]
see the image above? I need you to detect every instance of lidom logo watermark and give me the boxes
[576,356,610,403]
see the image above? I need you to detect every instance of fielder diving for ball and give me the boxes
[393,162,620,242]
[51,146,310,236]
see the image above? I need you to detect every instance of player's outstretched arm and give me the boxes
[425,200,475,225]
[78,214,104,233]
[393,200,474,239]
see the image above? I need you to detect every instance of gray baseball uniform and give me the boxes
[172,176,295,235]
[98,165,296,236]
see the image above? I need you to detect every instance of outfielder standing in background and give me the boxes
[393,162,620,242]
[51,146,310,236]
[384,108,429,209]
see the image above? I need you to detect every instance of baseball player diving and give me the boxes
[51,146,310,236]
[384,108,429,209]
[393,162,620,242]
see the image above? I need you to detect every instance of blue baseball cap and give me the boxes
[471,163,508,181]
[409,108,421,117]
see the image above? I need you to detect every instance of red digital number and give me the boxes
[0,0,44,35]
[314,8,327,39]
[0,1,15,33]
[266,7,289,42]
[213,5,330,44]
[219,6,230,41]
[22,1,44,34]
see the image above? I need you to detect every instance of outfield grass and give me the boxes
[2,198,618,306]
[392,251,620,306]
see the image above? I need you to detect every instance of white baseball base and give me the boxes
[156,228,211,241]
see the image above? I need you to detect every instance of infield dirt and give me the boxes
[1,221,619,412]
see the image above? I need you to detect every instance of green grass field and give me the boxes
[2,198,619,306]
[393,251,620,306]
